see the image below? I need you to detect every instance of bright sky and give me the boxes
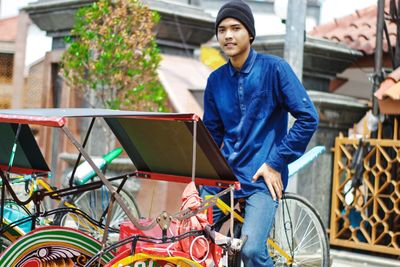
[0,0,33,18]
[0,0,51,67]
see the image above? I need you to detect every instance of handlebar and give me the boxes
[0,172,52,186]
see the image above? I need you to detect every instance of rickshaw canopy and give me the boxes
[0,109,238,187]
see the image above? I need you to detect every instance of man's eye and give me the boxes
[233,27,241,31]
[218,29,225,33]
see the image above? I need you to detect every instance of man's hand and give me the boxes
[252,163,283,200]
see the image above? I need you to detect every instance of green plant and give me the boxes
[61,0,168,111]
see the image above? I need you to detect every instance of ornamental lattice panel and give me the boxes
[330,119,400,255]
[0,53,13,84]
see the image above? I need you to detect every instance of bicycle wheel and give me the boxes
[59,185,140,242]
[0,236,11,253]
[268,192,329,267]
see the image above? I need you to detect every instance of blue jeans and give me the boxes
[201,188,279,267]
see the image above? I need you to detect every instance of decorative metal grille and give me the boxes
[330,119,400,255]
[0,53,14,84]
[24,61,44,108]
[0,97,10,109]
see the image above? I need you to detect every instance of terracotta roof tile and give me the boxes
[375,67,400,114]
[388,67,400,81]
[384,82,400,100]
[375,77,395,100]
[310,0,395,55]
[0,16,18,42]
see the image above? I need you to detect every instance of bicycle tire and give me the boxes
[269,192,330,267]
[227,192,329,267]
[56,185,140,242]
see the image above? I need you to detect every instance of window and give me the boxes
[0,53,14,84]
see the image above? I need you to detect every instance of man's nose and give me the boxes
[225,29,233,39]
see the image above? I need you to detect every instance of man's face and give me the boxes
[217,18,251,58]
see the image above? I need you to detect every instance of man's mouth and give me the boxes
[225,43,236,47]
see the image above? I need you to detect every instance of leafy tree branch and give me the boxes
[61,0,168,111]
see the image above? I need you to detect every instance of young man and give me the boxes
[201,0,319,266]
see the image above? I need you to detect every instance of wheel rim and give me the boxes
[268,196,327,267]
[60,185,139,242]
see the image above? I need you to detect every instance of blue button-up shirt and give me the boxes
[203,49,318,198]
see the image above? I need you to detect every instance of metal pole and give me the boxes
[69,117,96,187]
[394,0,400,67]
[372,0,385,116]
[0,171,5,237]
[191,121,197,182]
[284,0,307,81]
[283,0,306,193]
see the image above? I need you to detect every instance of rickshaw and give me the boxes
[0,109,329,267]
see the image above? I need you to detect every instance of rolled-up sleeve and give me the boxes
[265,60,319,173]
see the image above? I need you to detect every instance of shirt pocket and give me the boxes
[248,90,271,120]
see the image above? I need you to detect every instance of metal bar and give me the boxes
[229,187,234,239]
[394,0,400,67]
[0,171,4,233]
[7,124,22,173]
[173,185,234,220]
[372,0,385,116]
[135,171,238,188]
[383,22,395,69]
[98,193,115,267]
[329,137,342,244]
[378,120,383,139]
[267,239,293,263]
[61,125,156,230]
[43,174,133,199]
[99,175,128,223]
[0,169,32,206]
[69,117,96,187]
[191,121,197,182]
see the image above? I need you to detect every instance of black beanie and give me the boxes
[215,0,256,43]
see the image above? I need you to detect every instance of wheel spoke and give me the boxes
[294,219,314,249]
[59,185,138,243]
[267,193,329,267]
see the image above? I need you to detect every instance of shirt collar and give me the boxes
[228,48,257,77]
